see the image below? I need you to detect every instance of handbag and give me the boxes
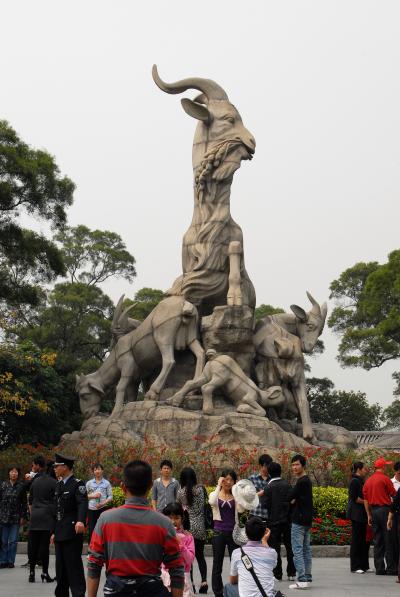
[240,548,285,597]
[202,485,214,530]
[233,509,248,546]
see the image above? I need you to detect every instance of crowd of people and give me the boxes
[1,451,400,596]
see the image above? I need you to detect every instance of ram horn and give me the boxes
[306,291,322,317]
[152,65,228,101]
[112,295,125,328]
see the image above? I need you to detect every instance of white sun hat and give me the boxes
[232,479,259,511]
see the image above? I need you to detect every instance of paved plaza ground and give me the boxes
[0,554,398,596]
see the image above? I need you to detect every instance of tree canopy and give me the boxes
[20,282,114,374]
[307,376,382,431]
[0,120,74,307]
[381,399,400,430]
[55,225,136,286]
[0,341,80,447]
[329,250,400,396]
[255,304,285,320]
[123,287,165,321]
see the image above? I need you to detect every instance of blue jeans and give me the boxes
[291,523,312,582]
[223,584,239,597]
[0,523,20,565]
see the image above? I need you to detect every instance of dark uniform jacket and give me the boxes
[347,474,367,523]
[263,478,291,526]
[29,472,57,531]
[54,475,88,541]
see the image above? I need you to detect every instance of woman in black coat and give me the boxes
[28,462,57,583]
[347,461,370,573]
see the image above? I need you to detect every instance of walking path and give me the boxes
[2,554,399,596]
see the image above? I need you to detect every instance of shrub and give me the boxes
[112,486,125,507]
[312,486,348,518]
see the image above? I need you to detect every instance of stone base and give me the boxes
[61,401,310,453]
[311,423,358,449]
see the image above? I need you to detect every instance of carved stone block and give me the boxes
[201,305,255,374]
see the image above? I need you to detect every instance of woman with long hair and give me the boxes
[0,466,27,568]
[208,468,242,597]
[177,467,208,594]
[347,461,370,573]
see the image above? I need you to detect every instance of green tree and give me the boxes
[0,341,80,446]
[0,120,74,307]
[55,225,136,286]
[307,376,382,431]
[381,399,400,429]
[329,251,400,397]
[123,287,165,321]
[21,282,114,373]
[255,304,285,320]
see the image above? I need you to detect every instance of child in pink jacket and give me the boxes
[162,502,195,596]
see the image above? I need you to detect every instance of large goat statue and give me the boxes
[76,296,205,418]
[153,65,256,315]
[254,292,327,442]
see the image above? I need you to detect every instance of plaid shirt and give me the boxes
[249,473,270,519]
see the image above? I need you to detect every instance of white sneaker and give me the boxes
[355,569,365,574]
[289,581,309,590]
[288,576,296,581]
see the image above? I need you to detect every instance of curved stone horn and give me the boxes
[306,291,321,316]
[119,302,138,328]
[112,295,125,327]
[152,65,228,101]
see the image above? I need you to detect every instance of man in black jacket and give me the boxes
[263,462,296,581]
[52,453,88,597]
[288,454,313,591]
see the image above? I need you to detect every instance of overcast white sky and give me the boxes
[1,1,399,407]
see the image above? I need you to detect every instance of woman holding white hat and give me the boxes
[209,470,259,596]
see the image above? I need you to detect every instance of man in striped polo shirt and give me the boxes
[87,460,184,596]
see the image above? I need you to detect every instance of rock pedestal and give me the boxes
[61,401,310,453]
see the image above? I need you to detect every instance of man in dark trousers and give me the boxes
[263,461,296,582]
[363,457,397,575]
[288,454,313,591]
[51,453,88,596]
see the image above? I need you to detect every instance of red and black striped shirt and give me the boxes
[87,496,184,589]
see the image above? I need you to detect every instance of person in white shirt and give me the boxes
[391,462,400,492]
[86,463,113,542]
[224,517,283,597]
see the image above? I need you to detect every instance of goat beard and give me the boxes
[212,144,250,182]
[195,141,250,195]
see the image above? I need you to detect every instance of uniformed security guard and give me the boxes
[52,453,88,597]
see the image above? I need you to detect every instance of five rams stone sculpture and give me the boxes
[74,66,329,447]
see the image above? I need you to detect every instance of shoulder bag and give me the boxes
[239,547,285,597]
[201,485,214,530]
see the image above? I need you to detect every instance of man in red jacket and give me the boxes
[363,457,397,575]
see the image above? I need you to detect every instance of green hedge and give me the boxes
[111,485,349,518]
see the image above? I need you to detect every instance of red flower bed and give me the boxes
[311,515,351,545]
